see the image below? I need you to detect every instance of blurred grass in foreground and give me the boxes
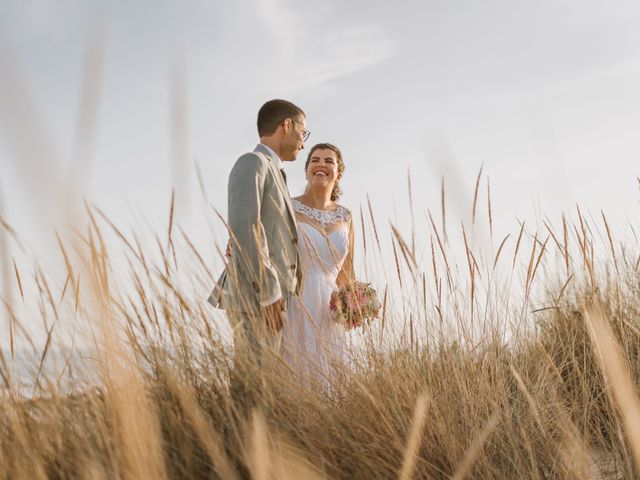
[0,189,639,480]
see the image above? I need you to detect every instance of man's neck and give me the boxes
[259,139,283,161]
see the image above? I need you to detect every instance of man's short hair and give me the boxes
[257,99,305,137]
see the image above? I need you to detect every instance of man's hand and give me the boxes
[262,298,284,332]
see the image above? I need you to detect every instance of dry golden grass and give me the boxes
[0,188,639,480]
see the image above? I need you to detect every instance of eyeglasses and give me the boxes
[290,119,311,142]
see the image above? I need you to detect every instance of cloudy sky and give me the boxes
[2,0,640,299]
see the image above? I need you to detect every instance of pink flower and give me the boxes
[347,297,361,312]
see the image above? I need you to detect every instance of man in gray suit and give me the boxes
[209,99,307,406]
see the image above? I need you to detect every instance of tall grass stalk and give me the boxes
[0,179,639,478]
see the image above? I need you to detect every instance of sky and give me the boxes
[2,0,640,346]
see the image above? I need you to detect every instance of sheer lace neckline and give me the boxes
[292,198,351,229]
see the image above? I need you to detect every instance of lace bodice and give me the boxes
[292,199,351,229]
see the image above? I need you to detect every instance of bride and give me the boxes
[281,142,355,387]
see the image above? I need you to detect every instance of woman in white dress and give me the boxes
[281,143,355,388]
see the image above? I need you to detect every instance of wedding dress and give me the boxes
[282,199,352,387]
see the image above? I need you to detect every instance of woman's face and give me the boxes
[306,148,340,191]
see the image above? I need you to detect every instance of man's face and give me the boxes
[282,115,308,161]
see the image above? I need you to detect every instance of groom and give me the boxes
[209,99,307,382]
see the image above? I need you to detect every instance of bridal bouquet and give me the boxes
[329,281,381,330]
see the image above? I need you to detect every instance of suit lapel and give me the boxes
[254,145,296,225]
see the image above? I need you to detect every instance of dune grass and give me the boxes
[0,189,639,479]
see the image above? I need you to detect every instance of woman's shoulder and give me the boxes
[334,203,352,220]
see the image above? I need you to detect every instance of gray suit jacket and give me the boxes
[209,144,303,314]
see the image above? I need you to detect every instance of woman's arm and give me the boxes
[336,217,356,288]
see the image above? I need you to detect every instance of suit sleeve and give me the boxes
[227,153,282,306]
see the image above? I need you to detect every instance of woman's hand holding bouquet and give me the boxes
[329,281,381,330]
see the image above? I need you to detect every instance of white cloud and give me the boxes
[293,25,396,91]
[208,0,396,93]
[253,0,298,64]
